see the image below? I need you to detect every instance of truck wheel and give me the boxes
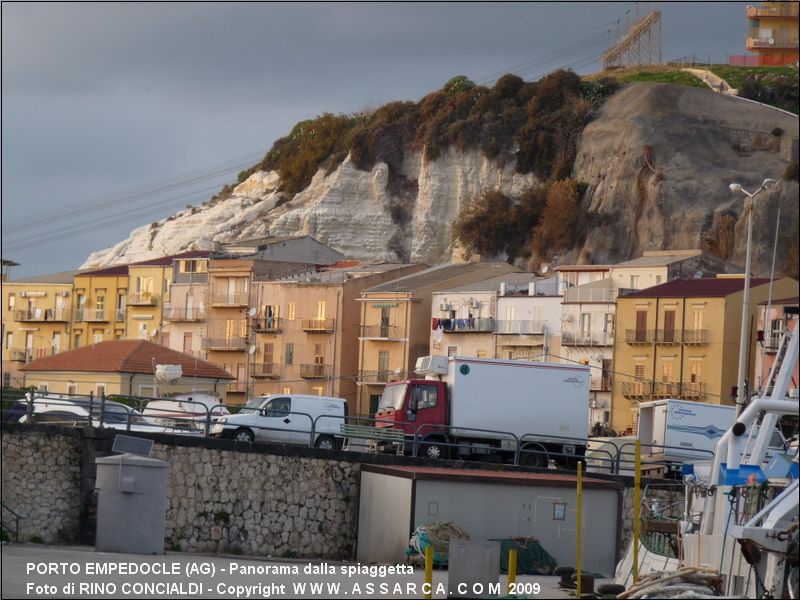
[421,439,447,460]
[314,435,336,450]
[520,445,547,468]
[233,428,254,443]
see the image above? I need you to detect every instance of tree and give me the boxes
[531,179,586,259]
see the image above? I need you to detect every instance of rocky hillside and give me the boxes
[83,75,799,276]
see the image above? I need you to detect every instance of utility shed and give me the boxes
[357,465,623,575]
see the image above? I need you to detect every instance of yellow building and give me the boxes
[610,275,798,432]
[249,264,425,405]
[356,262,517,417]
[125,258,173,345]
[20,339,233,398]
[746,2,799,65]
[162,254,211,359]
[2,271,75,387]
[71,265,129,348]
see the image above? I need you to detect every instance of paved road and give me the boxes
[1,543,595,598]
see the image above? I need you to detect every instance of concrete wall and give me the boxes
[356,472,413,563]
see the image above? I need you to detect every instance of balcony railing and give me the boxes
[746,36,799,50]
[250,363,281,379]
[494,320,545,335]
[299,363,333,379]
[228,381,248,393]
[625,329,655,344]
[127,293,159,306]
[77,309,108,322]
[563,288,618,304]
[360,324,401,339]
[622,381,706,400]
[435,318,494,333]
[655,329,680,344]
[8,349,32,362]
[210,293,249,307]
[203,337,248,351]
[13,308,70,322]
[590,377,612,392]
[561,331,613,346]
[358,370,392,384]
[301,317,335,332]
[163,306,206,321]
[252,317,282,333]
[747,4,799,18]
[681,329,709,345]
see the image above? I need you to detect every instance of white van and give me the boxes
[209,394,346,449]
[142,392,229,430]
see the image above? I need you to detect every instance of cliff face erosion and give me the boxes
[83,80,799,276]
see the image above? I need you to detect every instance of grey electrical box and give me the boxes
[447,540,500,598]
[95,453,169,554]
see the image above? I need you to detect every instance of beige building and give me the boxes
[19,339,234,398]
[356,262,517,417]
[2,271,76,387]
[162,254,211,359]
[71,265,129,348]
[125,256,177,345]
[610,275,799,432]
[609,250,739,291]
[249,264,425,405]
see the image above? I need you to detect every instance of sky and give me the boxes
[2,1,753,278]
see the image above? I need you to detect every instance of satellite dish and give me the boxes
[248,345,256,355]
[150,328,159,338]
[693,271,703,279]
[541,265,549,273]
[247,307,257,317]
[434,329,444,343]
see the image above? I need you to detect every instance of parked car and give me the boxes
[210,394,347,449]
[15,395,201,435]
[142,392,229,431]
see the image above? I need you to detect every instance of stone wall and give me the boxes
[1,428,83,543]
[156,444,360,558]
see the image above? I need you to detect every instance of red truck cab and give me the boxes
[375,379,448,439]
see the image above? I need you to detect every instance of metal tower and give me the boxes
[602,10,662,69]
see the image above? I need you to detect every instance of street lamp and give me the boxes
[729,178,777,415]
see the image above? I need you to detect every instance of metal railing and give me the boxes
[494,320,545,335]
[82,309,107,322]
[203,337,248,350]
[357,370,395,383]
[1,502,21,542]
[622,381,706,399]
[14,309,69,322]
[747,4,798,18]
[8,349,32,362]
[299,364,333,379]
[590,377,612,391]
[209,293,249,306]
[301,317,335,332]
[162,306,206,321]
[626,329,655,344]
[250,363,281,378]
[127,293,159,306]
[252,317,281,333]
[681,329,709,345]
[438,318,495,333]
[359,324,400,338]
[563,287,618,303]
[562,331,613,346]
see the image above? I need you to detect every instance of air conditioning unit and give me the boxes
[467,299,479,308]
[415,355,449,375]
[440,303,451,311]
[589,400,598,409]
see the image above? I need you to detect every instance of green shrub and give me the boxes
[531,179,587,259]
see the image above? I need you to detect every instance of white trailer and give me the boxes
[637,399,734,464]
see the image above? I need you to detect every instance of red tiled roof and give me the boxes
[622,277,774,299]
[21,340,234,379]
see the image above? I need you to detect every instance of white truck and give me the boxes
[374,355,590,466]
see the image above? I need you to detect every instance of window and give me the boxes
[314,343,325,377]
[287,303,296,321]
[604,313,615,334]
[52,332,61,354]
[447,346,458,357]
[630,275,640,289]
[285,343,294,366]
[67,384,77,395]
[369,394,382,416]
[38,384,48,393]
[580,313,591,337]
[477,350,487,358]
[96,295,105,311]
[692,309,704,330]
[263,397,291,417]
[8,294,15,310]
[690,364,702,383]
[263,343,274,367]
[380,307,390,337]
[282,386,292,394]
[183,333,193,353]
[74,332,82,348]
[225,319,235,339]
[5,332,12,349]
[181,260,198,273]
[161,332,170,348]
[663,310,676,343]
[96,384,106,396]
[655,275,662,285]
[316,301,326,319]
[239,319,247,338]
[412,384,438,410]
[634,364,645,380]
[311,386,323,396]
[662,363,673,382]
[93,330,103,343]
[635,310,648,342]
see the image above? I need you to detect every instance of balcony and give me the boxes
[13,308,70,322]
[622,381,706,400]
[228,381,248,393]
[163,306,206,321]
[360,324,402,339]
[562,331,613,346]
[437,318,494,333]
[250,363,281,379]
[203,337,248,351]
[747,4,799,19]
[746,36,799,51]
[625,329,656,344]
[563,288,618,304]
[494,320,545,335]
[76,309,108,322]
[655,329,680,345]
[299,363,333,379]
[210,293,249,307]
[590,377,612,392]
[301,317,335,332]
[252,317,282,333]
[8,349,32,362]
[127,293,159,306]
[681,329,709,345]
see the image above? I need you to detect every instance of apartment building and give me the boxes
[249,264,425,404]
[754,296,798,394]
[125,256,179,345]
[745,1,799,65]
[495,275,561,361]
[1,271,75,387]
[162,254,211,359]
[356,262,517,416]
[71,265,129,348]
[610,276,799,432]
[609,250,739,291]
